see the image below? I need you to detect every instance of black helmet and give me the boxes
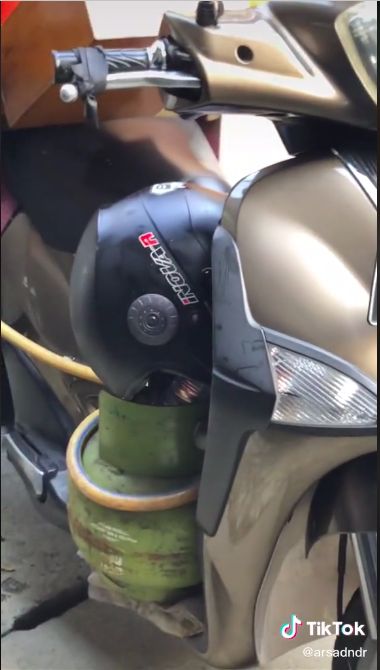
[70,177,227,399]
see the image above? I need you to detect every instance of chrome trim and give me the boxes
[345,161,377,207]
[332,147,377,207]
[105,70,201,91]
[59,70,201,104]
[50,469,69,506]
[368,263,377,327]
[4,431,45,498]
[59,83,79,103]
[351,532,378,640]
[146,39,168,71]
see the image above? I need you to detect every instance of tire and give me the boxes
[332,589,377,670]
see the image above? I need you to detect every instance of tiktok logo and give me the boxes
[280,614,303,639]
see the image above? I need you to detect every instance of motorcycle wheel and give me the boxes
[332,589,377,670]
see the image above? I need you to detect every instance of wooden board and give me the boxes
[1,1,163,129]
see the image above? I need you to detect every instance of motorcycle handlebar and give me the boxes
[53,47,155,83]
[52,39,201,103]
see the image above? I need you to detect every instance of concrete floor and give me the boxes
[1,445,334,670]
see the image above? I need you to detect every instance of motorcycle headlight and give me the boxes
[335,0,377,104]
[269,345,377,428]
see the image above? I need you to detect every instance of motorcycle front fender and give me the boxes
[192,429,376,668]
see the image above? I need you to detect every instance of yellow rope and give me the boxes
[1,320,101,385]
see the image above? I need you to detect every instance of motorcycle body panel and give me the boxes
[191,146,377,667]
[223,150,377,380]
[160,1,376,129]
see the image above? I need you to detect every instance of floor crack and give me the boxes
[2,581,88,636]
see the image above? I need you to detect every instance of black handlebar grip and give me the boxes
[52,47,153,84]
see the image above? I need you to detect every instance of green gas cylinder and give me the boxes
[67,391,206,603]
[98,390,205,477]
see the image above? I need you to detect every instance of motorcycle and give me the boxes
[1,1,377,668]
